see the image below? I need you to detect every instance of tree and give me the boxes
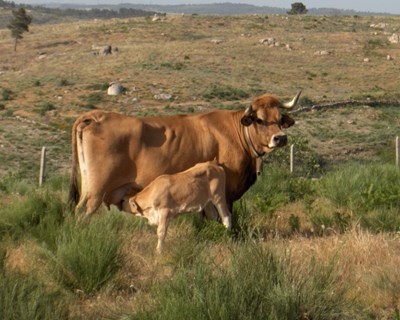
[287,2,308,15]
[7,7,32,52]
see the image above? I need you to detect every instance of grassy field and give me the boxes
[1,12,400,319]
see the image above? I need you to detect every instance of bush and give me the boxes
[57,78,72,86]
[47,214,123,295]
[1,88,14,101]
[133,244,363,320]
[203,84,249,101]
[36,101,56,115]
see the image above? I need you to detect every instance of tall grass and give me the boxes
[0,247,67,320]
[47,214,123,295]
[0,271,68,320]
[0,190,65,248]
[132,243,363,320]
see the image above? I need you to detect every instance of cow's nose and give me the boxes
[273,134,287,147]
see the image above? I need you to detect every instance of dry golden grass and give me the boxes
[281,227,400,318]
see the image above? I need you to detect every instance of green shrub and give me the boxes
[79,92,103,106]
[57,78,72,86]
[86,82,109,91]
[2,88,14,101]
[133,244,363,320]
[203,84,249,101]
[48,214,122,295]
[36,101,56,115]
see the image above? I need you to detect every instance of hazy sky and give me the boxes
[16,0,400,14]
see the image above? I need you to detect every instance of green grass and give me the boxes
[314,163,400,233]
[0,270,68,320]
[46,213,123,295]
[318,163,400,212]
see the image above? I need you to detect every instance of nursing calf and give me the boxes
[125,161,231,253]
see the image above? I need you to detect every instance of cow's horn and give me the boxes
[282,90,302,109]
[244,104,253,115]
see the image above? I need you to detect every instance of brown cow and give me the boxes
[69,91,301,219]
[125,160,231,253]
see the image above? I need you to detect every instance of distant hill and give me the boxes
[28,2,396,16]
[0,0,395,29]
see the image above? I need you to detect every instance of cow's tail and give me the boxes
[68,119,80,207]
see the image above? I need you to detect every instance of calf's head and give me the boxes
[128,198,142,215]
[241,91,300,154]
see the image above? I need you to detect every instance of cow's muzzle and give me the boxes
[270,134,288,148]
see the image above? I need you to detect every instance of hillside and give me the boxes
[1,14,400,178]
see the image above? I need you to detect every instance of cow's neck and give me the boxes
[244,126,265,158]
[233,111,264,176]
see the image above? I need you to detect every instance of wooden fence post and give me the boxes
[290,144,295,173]
[396,136,399,168]
[39,146,46,186]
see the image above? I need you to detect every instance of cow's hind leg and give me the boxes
[76,194,103,221]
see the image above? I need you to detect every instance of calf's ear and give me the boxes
[129,199,140,212]
[281,114,295,128]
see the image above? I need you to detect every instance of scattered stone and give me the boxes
[363,58,370,62]
[152,14,161,22]
[387,55,393,61]
[107,82,126,95]
[211,39,223,44]
[259,37,275,45]
[370,23,388,29]
[154,93,172,100]
[314,50,333,56]
[388,33,400,44]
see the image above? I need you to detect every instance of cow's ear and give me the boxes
[281,114,295,128]
[241,115,254,126]
[241,105,255,126]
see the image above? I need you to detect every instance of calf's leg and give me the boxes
[213,199,232,230]
[156,209,170,254]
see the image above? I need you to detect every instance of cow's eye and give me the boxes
[256,118,264,125]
